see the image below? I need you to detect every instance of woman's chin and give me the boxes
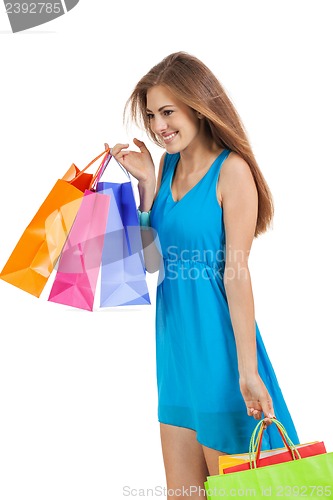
[164,143,181,154]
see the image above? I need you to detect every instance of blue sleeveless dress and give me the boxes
[150,150,299,454]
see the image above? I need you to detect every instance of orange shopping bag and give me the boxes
[0,148,110,298]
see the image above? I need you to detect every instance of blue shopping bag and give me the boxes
[95,153,150,307]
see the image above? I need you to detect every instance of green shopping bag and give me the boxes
[205,418,333,499]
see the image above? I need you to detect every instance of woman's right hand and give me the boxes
[104,138,156,185]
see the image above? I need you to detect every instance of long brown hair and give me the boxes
[125,51,274,237]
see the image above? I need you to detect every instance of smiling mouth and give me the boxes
[163,132,178,143]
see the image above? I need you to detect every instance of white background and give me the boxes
[0,1,332,498]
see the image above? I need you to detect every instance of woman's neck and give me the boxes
[178,140,222,174]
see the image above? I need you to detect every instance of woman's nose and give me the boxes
[152,116,168,134]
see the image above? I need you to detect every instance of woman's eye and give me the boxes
[163,110,173,116]
[146,113,154,120]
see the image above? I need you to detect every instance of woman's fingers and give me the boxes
[107,140,150,160]
[102,140,155,183]
[247,398,275,421]
[262,416,274,429]
[109,143,130,157]
[247,410,273,430]
[241,375,275,422]
[257,390,275,420]
[254,410,263,420]
[262,398,275,420]
[133,137,147,152]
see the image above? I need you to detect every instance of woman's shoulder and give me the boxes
[217,151,257,203]
[220,151,254,184]
[223,150,251,172]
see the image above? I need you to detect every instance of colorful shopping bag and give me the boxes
[205,418,332,500]
[96,154,150,307]
[0,148,110,297]
[219,418,326,474]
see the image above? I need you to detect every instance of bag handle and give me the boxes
[69,148,111,187]
[249,418,301,469]
[89,151,131,191]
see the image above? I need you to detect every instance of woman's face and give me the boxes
[146,85,202,154]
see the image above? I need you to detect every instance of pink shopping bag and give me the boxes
[48,189,110,311]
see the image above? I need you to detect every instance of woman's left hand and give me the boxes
[239,373,275,427]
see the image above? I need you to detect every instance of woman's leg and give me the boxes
[160,423,209,500]
[201,445,227,476]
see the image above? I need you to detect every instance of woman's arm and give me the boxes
[219,153,275,420]
[108,141,165,274]
[138,152,166,273]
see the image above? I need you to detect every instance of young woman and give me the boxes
[106,51,299,498]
